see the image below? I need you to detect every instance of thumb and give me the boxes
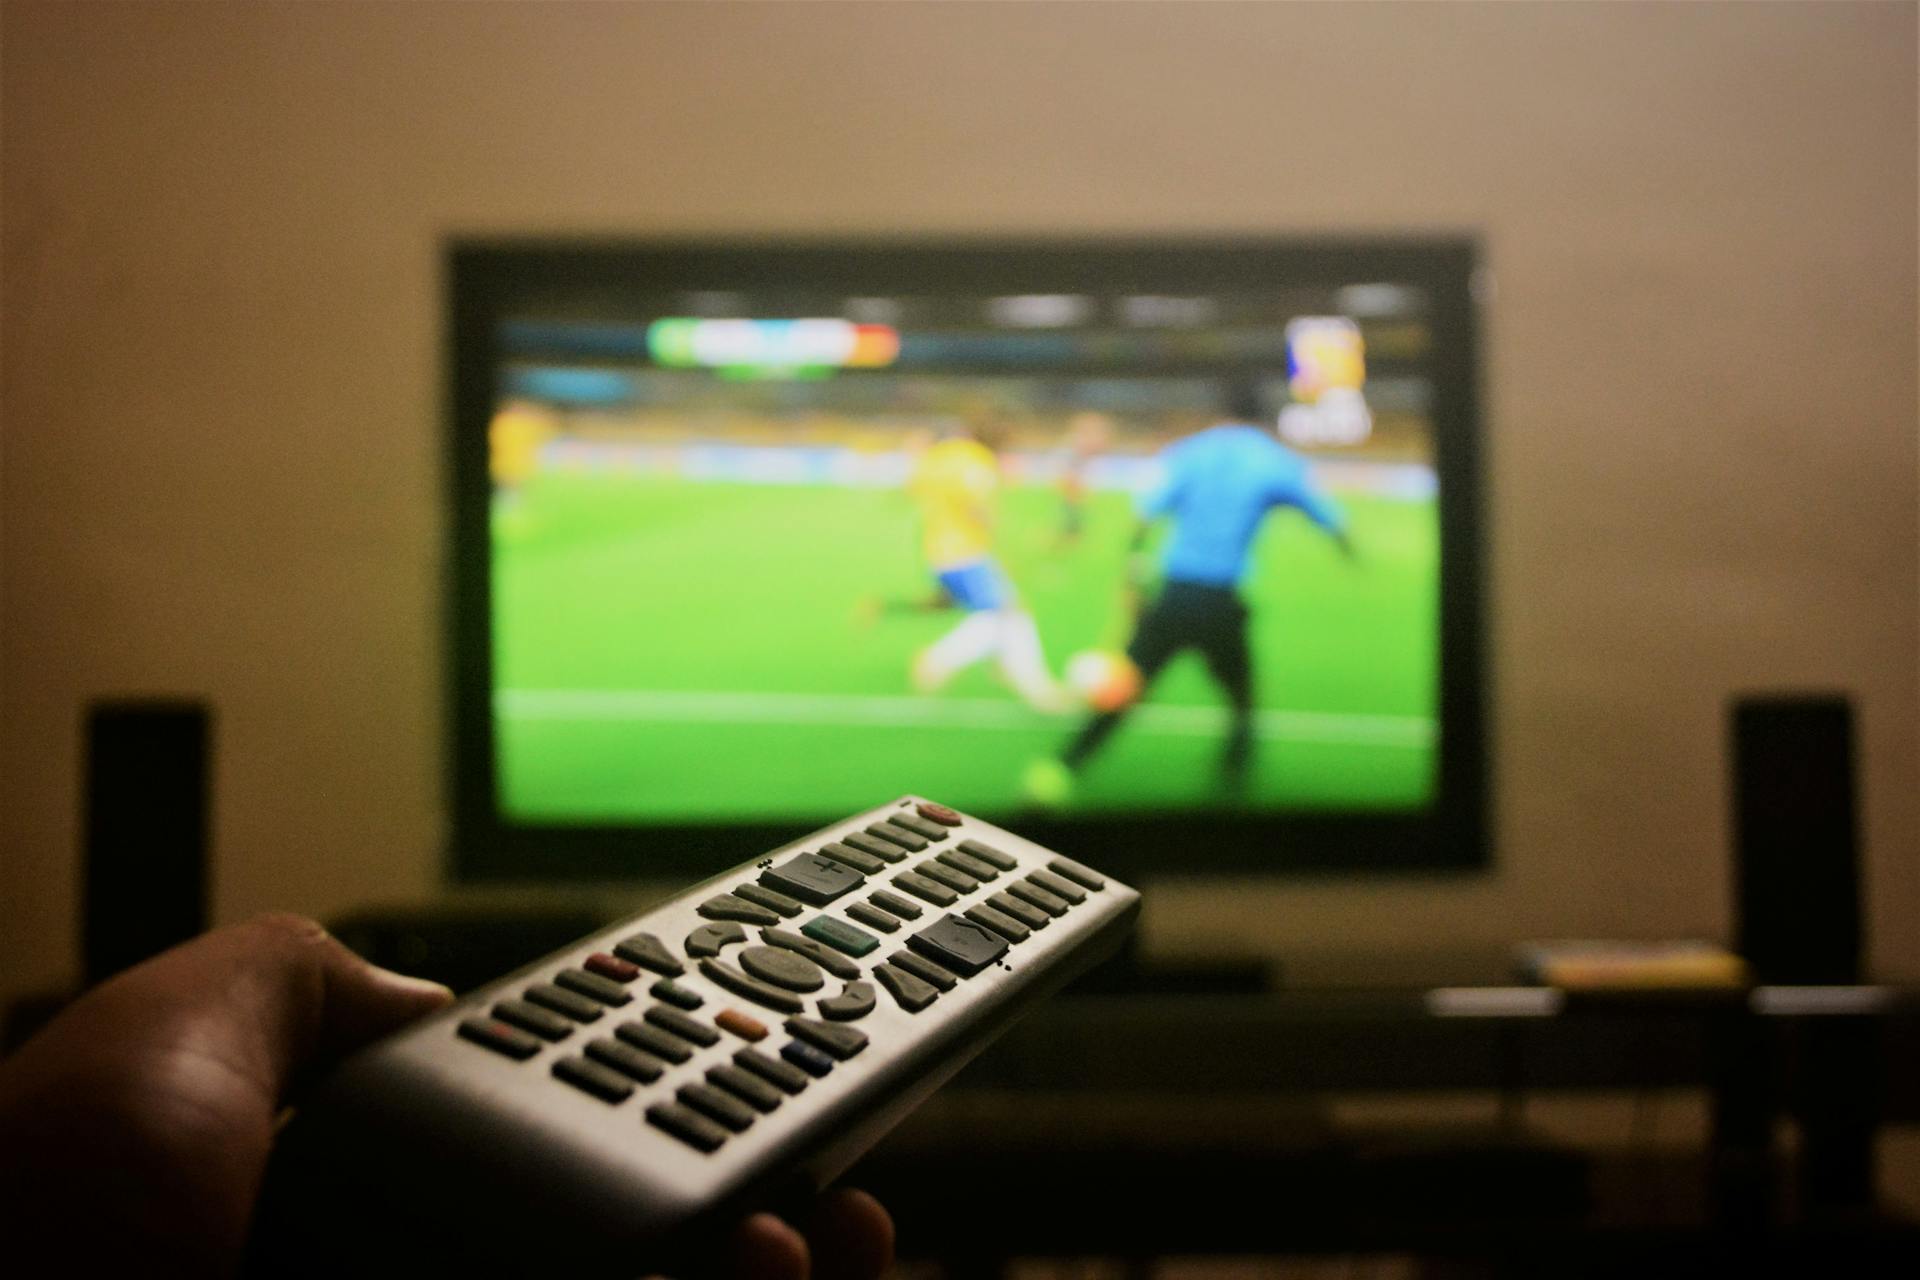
[208,913,453,1096]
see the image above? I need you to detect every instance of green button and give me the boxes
[801,915,879,957]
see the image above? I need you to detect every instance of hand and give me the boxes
[0,914,893,1279]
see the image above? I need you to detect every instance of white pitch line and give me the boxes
[496,689,1434,748]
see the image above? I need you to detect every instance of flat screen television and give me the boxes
[448,238,1486,880]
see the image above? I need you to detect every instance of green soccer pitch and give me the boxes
[493,472,1438,823]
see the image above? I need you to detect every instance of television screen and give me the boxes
[450,241,1484,876]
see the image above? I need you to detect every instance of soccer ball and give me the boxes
[1065,650,1141,713]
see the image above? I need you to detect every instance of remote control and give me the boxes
[249,797,1137,1275]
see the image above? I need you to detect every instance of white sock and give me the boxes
[996,610,1066,711]
[916,611,1003,691]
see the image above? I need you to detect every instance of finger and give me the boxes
[804,1189,895,1280]
[727,1211,810,1280]
[187,913,453,1099]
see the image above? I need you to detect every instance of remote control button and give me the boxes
[458,1018,542,1060]
[555,968,634,1006]
[760,853,865,906]
[987,892,1050,930]
[1025,869,1088,904]
[646,1005,721,1047]
[524,985,603,1024]
[868,890,924,920]
[817,981,876,1022]
[916,860,979,894]
[733,883,804,918]
[958,839,1019,871]
[873,963,939,1013]
[909,915,1010,977]
[493,1000,574,1042]
[678,1083,755,1132]
[700,958,806,1013]
[845,901,901,933]
[867,823,928,853]
[892,871,958,907]
[780,1040,835,1078]
[937,849,1000,882]
[616,1020,694,1064]
[784,1017,869,1061]
[1008,878,1070,917]
[801,916,879,957]
[888,950,957,991]
[1047,856,1106,891]
[761,928,862,979]
[815,841,887,874]
[887,812,950,841]
[614,932,684,976]
[647,1102,727,1152]
[965,903,1031,944]
[916,801,962,826]
[715,1008,769,1041]
[586,1037,665,1083]
[650,979,705,1010]
[841,832,907,863]
[738,945,825,992]
[707,1065,784,1113]
[552,1055,634,1104]
[698,894,782,926]
[584,951,642,983]
[735,1047,810,1093]
[686,922,747,958]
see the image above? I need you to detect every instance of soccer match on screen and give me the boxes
[489,285,1439,824]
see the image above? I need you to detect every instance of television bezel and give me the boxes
[447,236,1489,882]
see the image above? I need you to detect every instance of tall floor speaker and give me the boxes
[1730,694,1861,985]
[1730,693,1875,1212]
[82,700,211,986]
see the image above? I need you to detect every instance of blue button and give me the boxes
[780,1040,835,1078]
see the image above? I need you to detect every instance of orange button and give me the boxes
[916,801,961,826]
[715,1008,768,1041]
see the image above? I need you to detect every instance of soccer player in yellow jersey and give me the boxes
[907,423,1066,712]
[488,397,555,517]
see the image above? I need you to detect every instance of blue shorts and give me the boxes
[936,560,1011,612]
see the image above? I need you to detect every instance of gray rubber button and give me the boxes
[1025,869,1088,904]
[738,945,826,993]
[988,892,1050,929]
[892,871,958,907]
[957,839,1019,871]
[816,841,887,874]
[698,894,782,926]
[937,849,1001,881]
[887,949,957,992]
[965,903,1031,944]
[1047,856,1106,891]
[846,901,900,933]
[784,1016,869,1060]
[760,928,862,980]
[917,860,979,894]
[686,922,748,957]
[613,932,684,976]
[699,958,806,1014]
[873,963,939,1012]
[817,981,877,1022]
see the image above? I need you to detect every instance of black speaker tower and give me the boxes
[1730,694,1861,985]
[82,700,212,986]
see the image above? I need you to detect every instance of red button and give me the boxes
[585,952,641,983]
[916,801,962,826]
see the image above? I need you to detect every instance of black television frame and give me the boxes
[447,236,1488,882]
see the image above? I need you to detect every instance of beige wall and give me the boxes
[3,1,1916,1006]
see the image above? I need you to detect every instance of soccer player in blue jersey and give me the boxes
[1028,383,1354,803]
